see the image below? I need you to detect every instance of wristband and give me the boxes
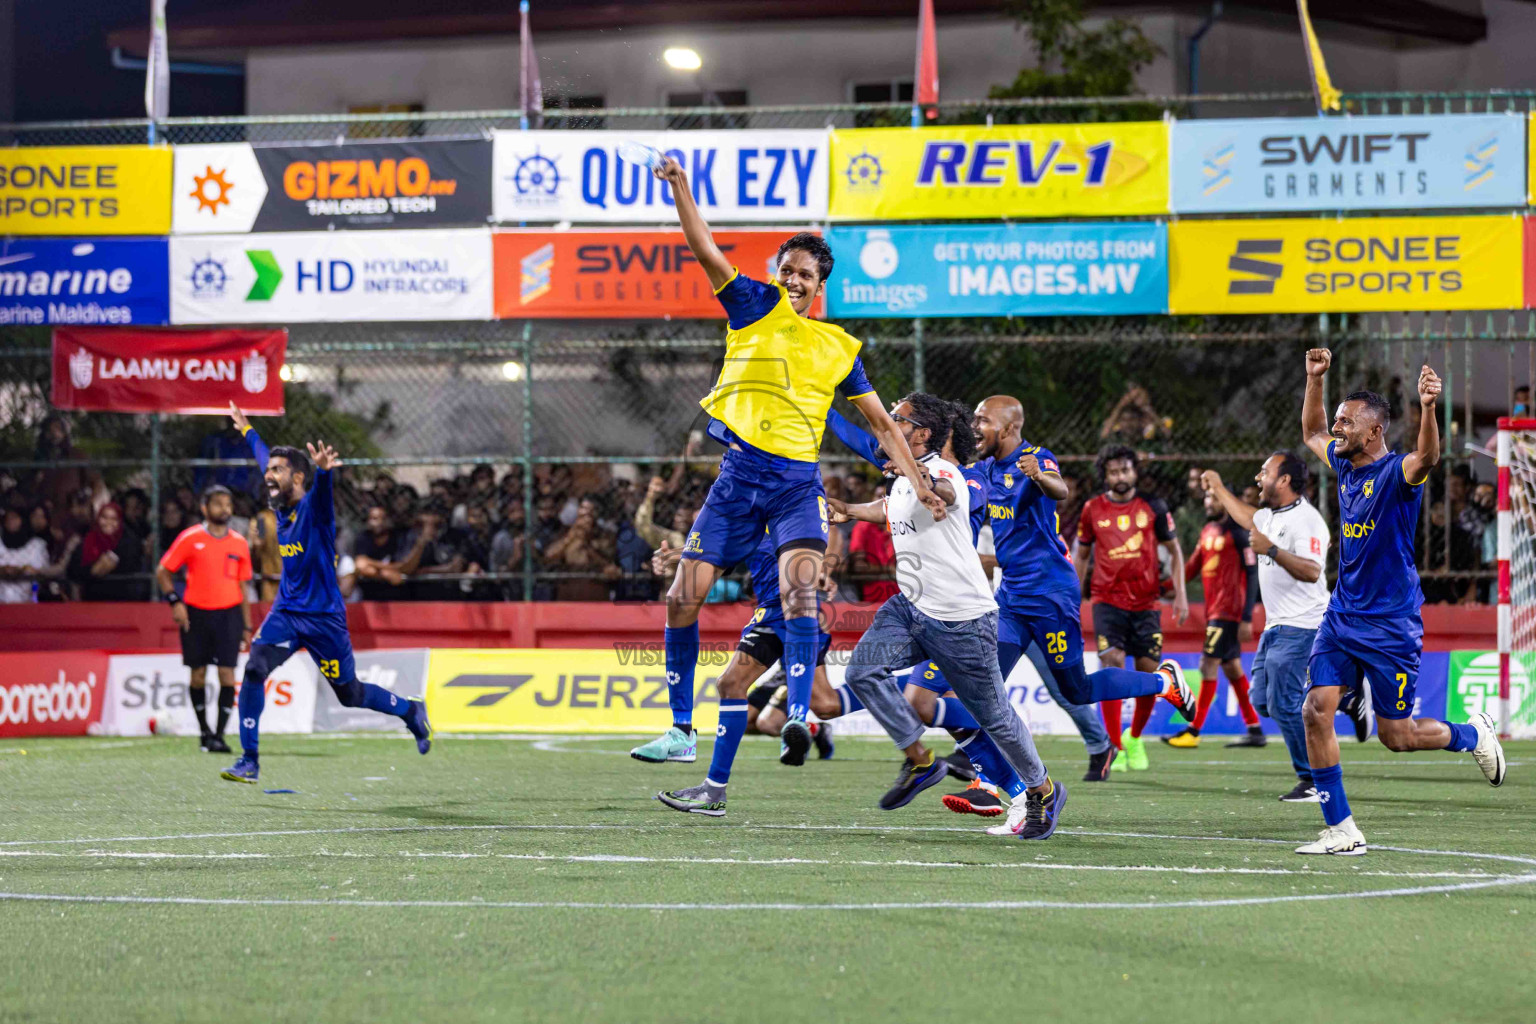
[165,593,183,605]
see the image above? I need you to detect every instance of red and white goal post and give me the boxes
[1496,417,1536,739]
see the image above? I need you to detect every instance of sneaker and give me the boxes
[220,755,259,784]
[1015,780,1067,840]
[1156,659,1197,722]
[405,697,433,755]
[1109,746,1129,772]
[1470,711,1507,787]
[656,783,727,817]
[1225,725,1267,748]
[941,779,1006,817]
[1295,817,1367,856]
[1162,727,1200,749]
[630,726,698,764]
[779,719,812,766]
[944,749,980,782]
[200,734,230,754]
[1279,780,1320,803]
[1082,748,1116,781]
[988,792,1030,836]
[1122,729,1149,771]
[878,753,949,810]
[1341,683,1372,742]
[812,721,835,761]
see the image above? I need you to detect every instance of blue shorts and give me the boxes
[996,585,1084,670]
[683,447,827,568]
[1307,611,1423,720]
[253,606,355,685]
[907,660,952,694]
[737,604,832,667]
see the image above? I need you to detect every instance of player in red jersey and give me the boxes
[1165,487,1265,749]
[1073,446,1188,772]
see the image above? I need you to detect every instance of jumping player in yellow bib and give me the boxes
[630,155,943,785]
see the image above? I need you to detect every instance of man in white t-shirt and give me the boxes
[1203,452,1333,802]
[829,393,1065,841]
[0,507,49,603]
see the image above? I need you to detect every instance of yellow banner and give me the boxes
[425,649,729,734]
[828,122,1168,220]
[0,146,172,235]
[1168,216,1522,313]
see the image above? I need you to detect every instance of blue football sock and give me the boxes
[932,696,980,731]
[1443,721,1478,752]
[783,615,819,721]
[236,674,266,759]
[358,683,409,718]
[706,700,749,786]
[1310,763,1352,826]
[1085,666,1164,702]
[836,687,864,717]
[957,730,1027,798]
[664,623,699,730]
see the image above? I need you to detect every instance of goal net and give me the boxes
[1496,418,1536,738]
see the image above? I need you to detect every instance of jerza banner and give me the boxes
[828,122,1168,220]
[1168,215,1522,313]
[173,140,493,233]
[100,652,317,737]
[0,146,172,235]
[1172,113,1524,213]
[492,129,828,223]
[492,229,823,318]
[825,222,1166,318]
[52,326,287,414]
[170,229,493,323]
[0,651,110,738]
[0,237,168,326]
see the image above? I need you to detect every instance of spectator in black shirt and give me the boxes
[353,503,414,601]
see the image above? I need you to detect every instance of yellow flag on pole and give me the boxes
[1297,0,1342,112]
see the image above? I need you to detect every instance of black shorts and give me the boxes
[181,604,244,669]
[735,624,830,671]
[1091,603,1163,662]
[1202,619,1243,661]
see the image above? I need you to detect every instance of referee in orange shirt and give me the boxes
[156,485,253,753]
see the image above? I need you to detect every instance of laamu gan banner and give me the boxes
[1168,216,1522,314]
[1172,114,1524,213]
[52,326,287,415]
[828,122,1168,220]
[0,146,172,235]
[0,237,169,326]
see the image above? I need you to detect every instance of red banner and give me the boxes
[1526,217,1536,307]
[52,327,287,414]
[493,229,824,319]
[0,651,109,738]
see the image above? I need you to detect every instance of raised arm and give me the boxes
[825,406,883,469]
[847,392,945,521]
[1200,470,1257,531]
[1401,364,1442,486]
[654,157,733,292]
[230,401,270,472]
[305,441,339,530]
[1301,349,1334,461]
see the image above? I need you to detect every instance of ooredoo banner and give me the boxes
[0,651,110,738]
[52,326,287,415]
[0,146,172,235]
[101,652,317,737]
[492,130,829,223]
[0,237,169,326]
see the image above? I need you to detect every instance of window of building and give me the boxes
[850,81,914,127]
[666,90,749,130]
[545,94,606,130]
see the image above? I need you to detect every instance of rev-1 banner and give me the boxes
[52,326,287,414]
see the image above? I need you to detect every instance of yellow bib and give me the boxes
[700,279,864,463]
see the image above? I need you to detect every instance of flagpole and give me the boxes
[519,0,531,131]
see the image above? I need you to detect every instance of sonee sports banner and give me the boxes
[0,146,172,236]
[1168,216,1523,313]
[52,326,287,414]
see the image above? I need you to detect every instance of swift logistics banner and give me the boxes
[1172,113,1523,213]
[0,146,172,235]
[0,237,169,326]
[825,222,1166,317]
[492,129,828,223]
[170,229,494,323]
[1168,216,1522,314]
[52,326,286,415]
[172,140,493,233]
[827,122,1168,220]
[492,229,823,318]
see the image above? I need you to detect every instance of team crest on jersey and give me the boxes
[1363,479,1374,498]
[1117,514,1131,531]
[1003,473,1014,488]
[1135,510,1149,529]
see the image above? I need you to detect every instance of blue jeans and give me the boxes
[1251,624,1316,783]
[844,594,1047,789]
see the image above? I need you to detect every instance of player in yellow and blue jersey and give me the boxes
[220,403,430,784]
[1295,350,1505,855]
[630,155,943,780]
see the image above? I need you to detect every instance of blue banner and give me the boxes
[0,238,169,326]
[826,222,1167,318]
[1171,113,1525,213]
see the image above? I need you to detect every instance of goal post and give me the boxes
[1496,416,1536,739]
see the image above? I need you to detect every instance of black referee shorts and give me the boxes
[181,605,244,669]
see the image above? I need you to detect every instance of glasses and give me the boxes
[890,412,917,426]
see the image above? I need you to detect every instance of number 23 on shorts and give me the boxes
[319,659,341,680]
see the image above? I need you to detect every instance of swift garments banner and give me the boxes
[828,122,1168,220]
[0,651,110,738]
[491,229,823,318]
[52,326,287,414]
[0,146,172,235]
[0,237,169,326]
[1168,216,1522,313]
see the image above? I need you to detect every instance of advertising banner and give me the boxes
[1168,215,1522,313]
[0,146,172,235]
[825,222,1166,318]
[173,140,493,233]
[101,652,317,737]
[52,326,286,415]
[170,229,494,323]
[0,237,169,326]
[1523,218,1536,308]
[1448,650,1534,738]
[1172,114,1524,213]
[0,651,110,738]
[827,122,1168,220]
[312,649,429,732]
[491,129,829,223]
[492,229,822,318]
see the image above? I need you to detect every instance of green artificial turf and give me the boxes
[0,732,1531,1024]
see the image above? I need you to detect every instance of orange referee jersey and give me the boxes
[159,524,252,610]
